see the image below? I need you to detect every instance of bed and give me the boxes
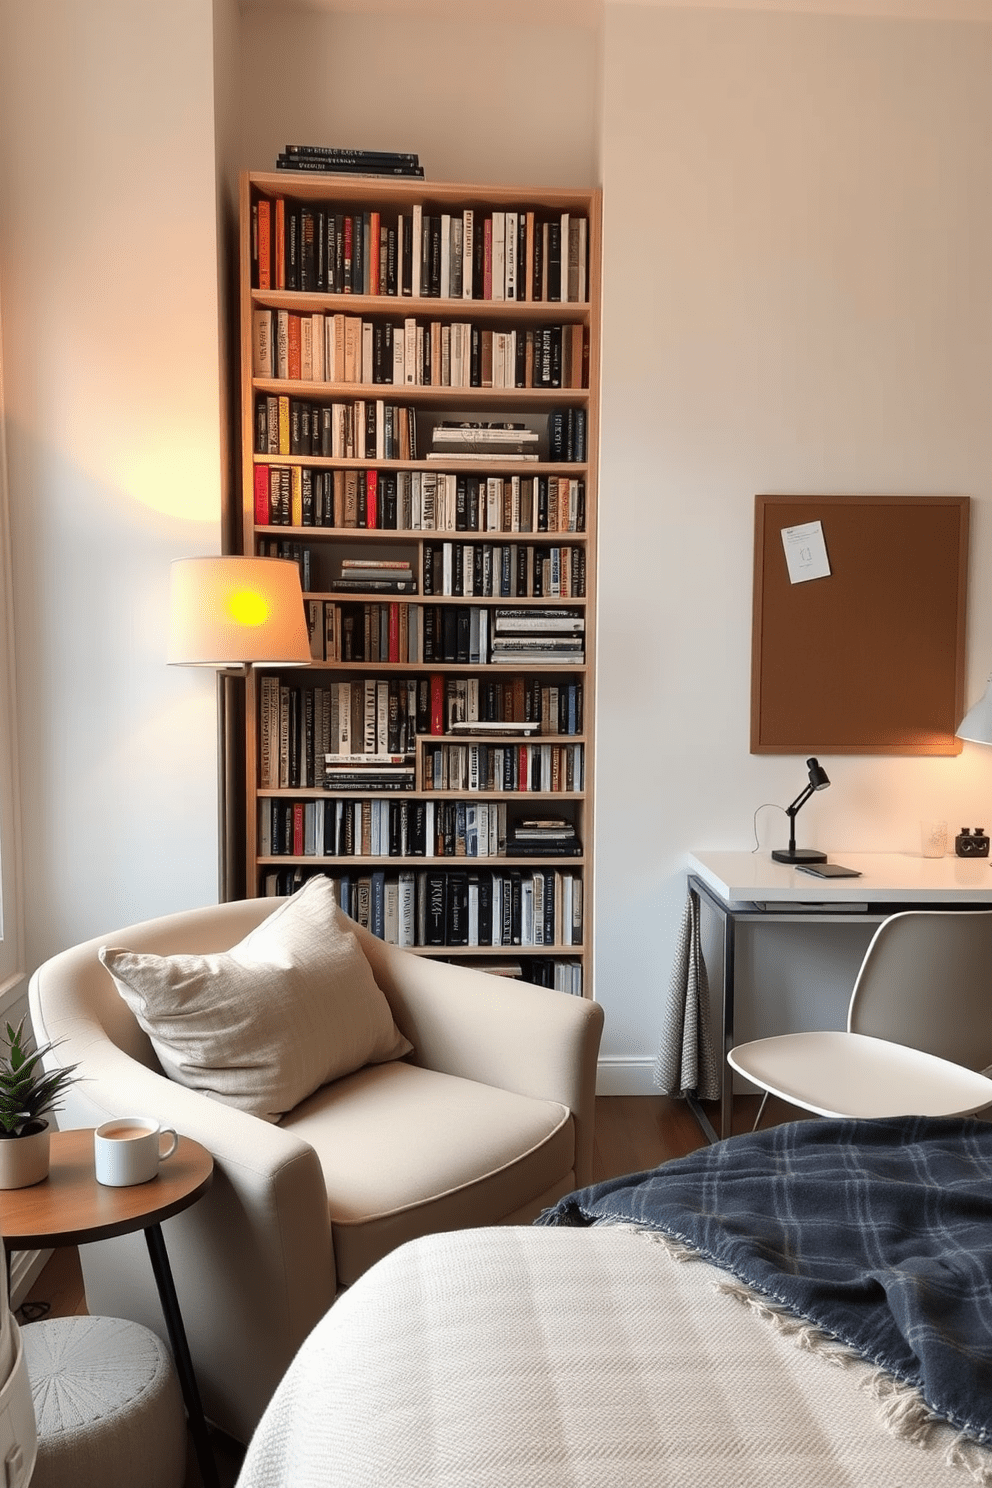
[235,1116,992,1487]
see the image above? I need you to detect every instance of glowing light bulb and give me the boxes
[227,589,269,628]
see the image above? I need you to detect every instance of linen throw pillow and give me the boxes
[99,876,412,1122]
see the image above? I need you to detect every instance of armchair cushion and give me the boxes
[282,1060,573,1284]
[98,876,412,1122]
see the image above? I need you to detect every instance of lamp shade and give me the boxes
[957,677,992,746]
[168,556,311,667]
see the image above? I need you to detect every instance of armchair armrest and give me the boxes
[357,929,604,1186]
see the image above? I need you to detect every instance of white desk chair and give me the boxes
[728,909,992,1123]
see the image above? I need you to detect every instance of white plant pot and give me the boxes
[0,1120,51,1189]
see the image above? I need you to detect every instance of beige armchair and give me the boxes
[28,897,603,1444]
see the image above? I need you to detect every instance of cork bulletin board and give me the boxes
[751,495,969,755]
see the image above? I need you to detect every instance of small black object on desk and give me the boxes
[956,828,990,858]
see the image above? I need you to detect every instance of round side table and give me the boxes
[0,1129,217,1488]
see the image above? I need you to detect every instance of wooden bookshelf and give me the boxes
[236,169,601,998]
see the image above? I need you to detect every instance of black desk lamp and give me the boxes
[771,757,830,864]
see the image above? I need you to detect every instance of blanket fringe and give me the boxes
[612,1223,704,1266]
[621,1222,992,1483]
[945,1435,992,1486]
[714,1278,855,1367]
[866,1368,941,1446]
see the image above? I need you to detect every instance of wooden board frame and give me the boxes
[751,495,969,756]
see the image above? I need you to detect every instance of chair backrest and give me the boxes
[849,910,992,1070]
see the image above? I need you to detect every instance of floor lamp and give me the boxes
[167,556,312,902]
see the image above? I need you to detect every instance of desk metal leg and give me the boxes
[719,897,736,1140]
[144,1223,219,1488]
[686,874,737,1144]
[685,1094,719,1145]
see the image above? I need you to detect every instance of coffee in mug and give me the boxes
[94,1118,179,1186]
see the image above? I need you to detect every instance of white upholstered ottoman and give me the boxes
[21,1315,186,1488]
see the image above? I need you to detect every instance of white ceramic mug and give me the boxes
[94,1118,179,1187]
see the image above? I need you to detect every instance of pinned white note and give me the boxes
[782,521,830,584]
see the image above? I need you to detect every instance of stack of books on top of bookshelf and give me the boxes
[329,559,418,594]
[428,422,539,462]
[276,145,425,179]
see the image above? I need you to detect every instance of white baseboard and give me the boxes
[595,1058,659,1096]
[10,1250,50,1311]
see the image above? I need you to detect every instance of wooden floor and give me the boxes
[19,1093,801,1486]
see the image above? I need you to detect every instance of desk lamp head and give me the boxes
[957,677,992,749]
[771,756,830,865]
[956,680,992,863]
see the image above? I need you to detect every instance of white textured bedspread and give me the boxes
[236,1225,984,1487]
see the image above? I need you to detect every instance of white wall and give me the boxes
[0,0,225,966]
[596,4,992,1088]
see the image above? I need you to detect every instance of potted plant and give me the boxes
[0,1018,79,1188]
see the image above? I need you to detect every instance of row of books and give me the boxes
[255,467,585,535]
[255,395,418,461]
[260,798,579,861]
[261,536,581,607]
[311,600,415,665]
[302,601,586,666]
[524,959,582,995]
[253,195,588,304]
[274,145,425,179]
[258,675,584,790]
[424,542,585,599]
[254,395,587,466]
[256,539,313,591]
[254,309,586,391]
[269,543,584,608]
[260,864,582,949]
[435,956,582,994]
[304,591,575,667]
[421,742,583,794]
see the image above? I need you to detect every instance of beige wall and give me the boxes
[238,5,602,187]
[0,0,225,964]
[597,4,992,1085]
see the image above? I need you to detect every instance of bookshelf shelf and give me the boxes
[252,290,590,322]
[252,383,587,413]
[258,854,588,866]
[237,169,600,996]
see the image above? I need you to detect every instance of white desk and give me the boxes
[686,851,992,1141]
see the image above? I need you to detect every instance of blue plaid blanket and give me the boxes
[537,1116,992,1444]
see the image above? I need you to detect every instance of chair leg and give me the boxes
[751,1091,770,1133]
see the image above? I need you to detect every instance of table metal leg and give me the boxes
[720,898,736,1140]
[685,1093,719,1145]
[144,1223,219,1488]
[685,874,738,1144]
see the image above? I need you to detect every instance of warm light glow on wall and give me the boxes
[121,440,223,523]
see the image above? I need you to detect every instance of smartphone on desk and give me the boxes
[796,863,863,878]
